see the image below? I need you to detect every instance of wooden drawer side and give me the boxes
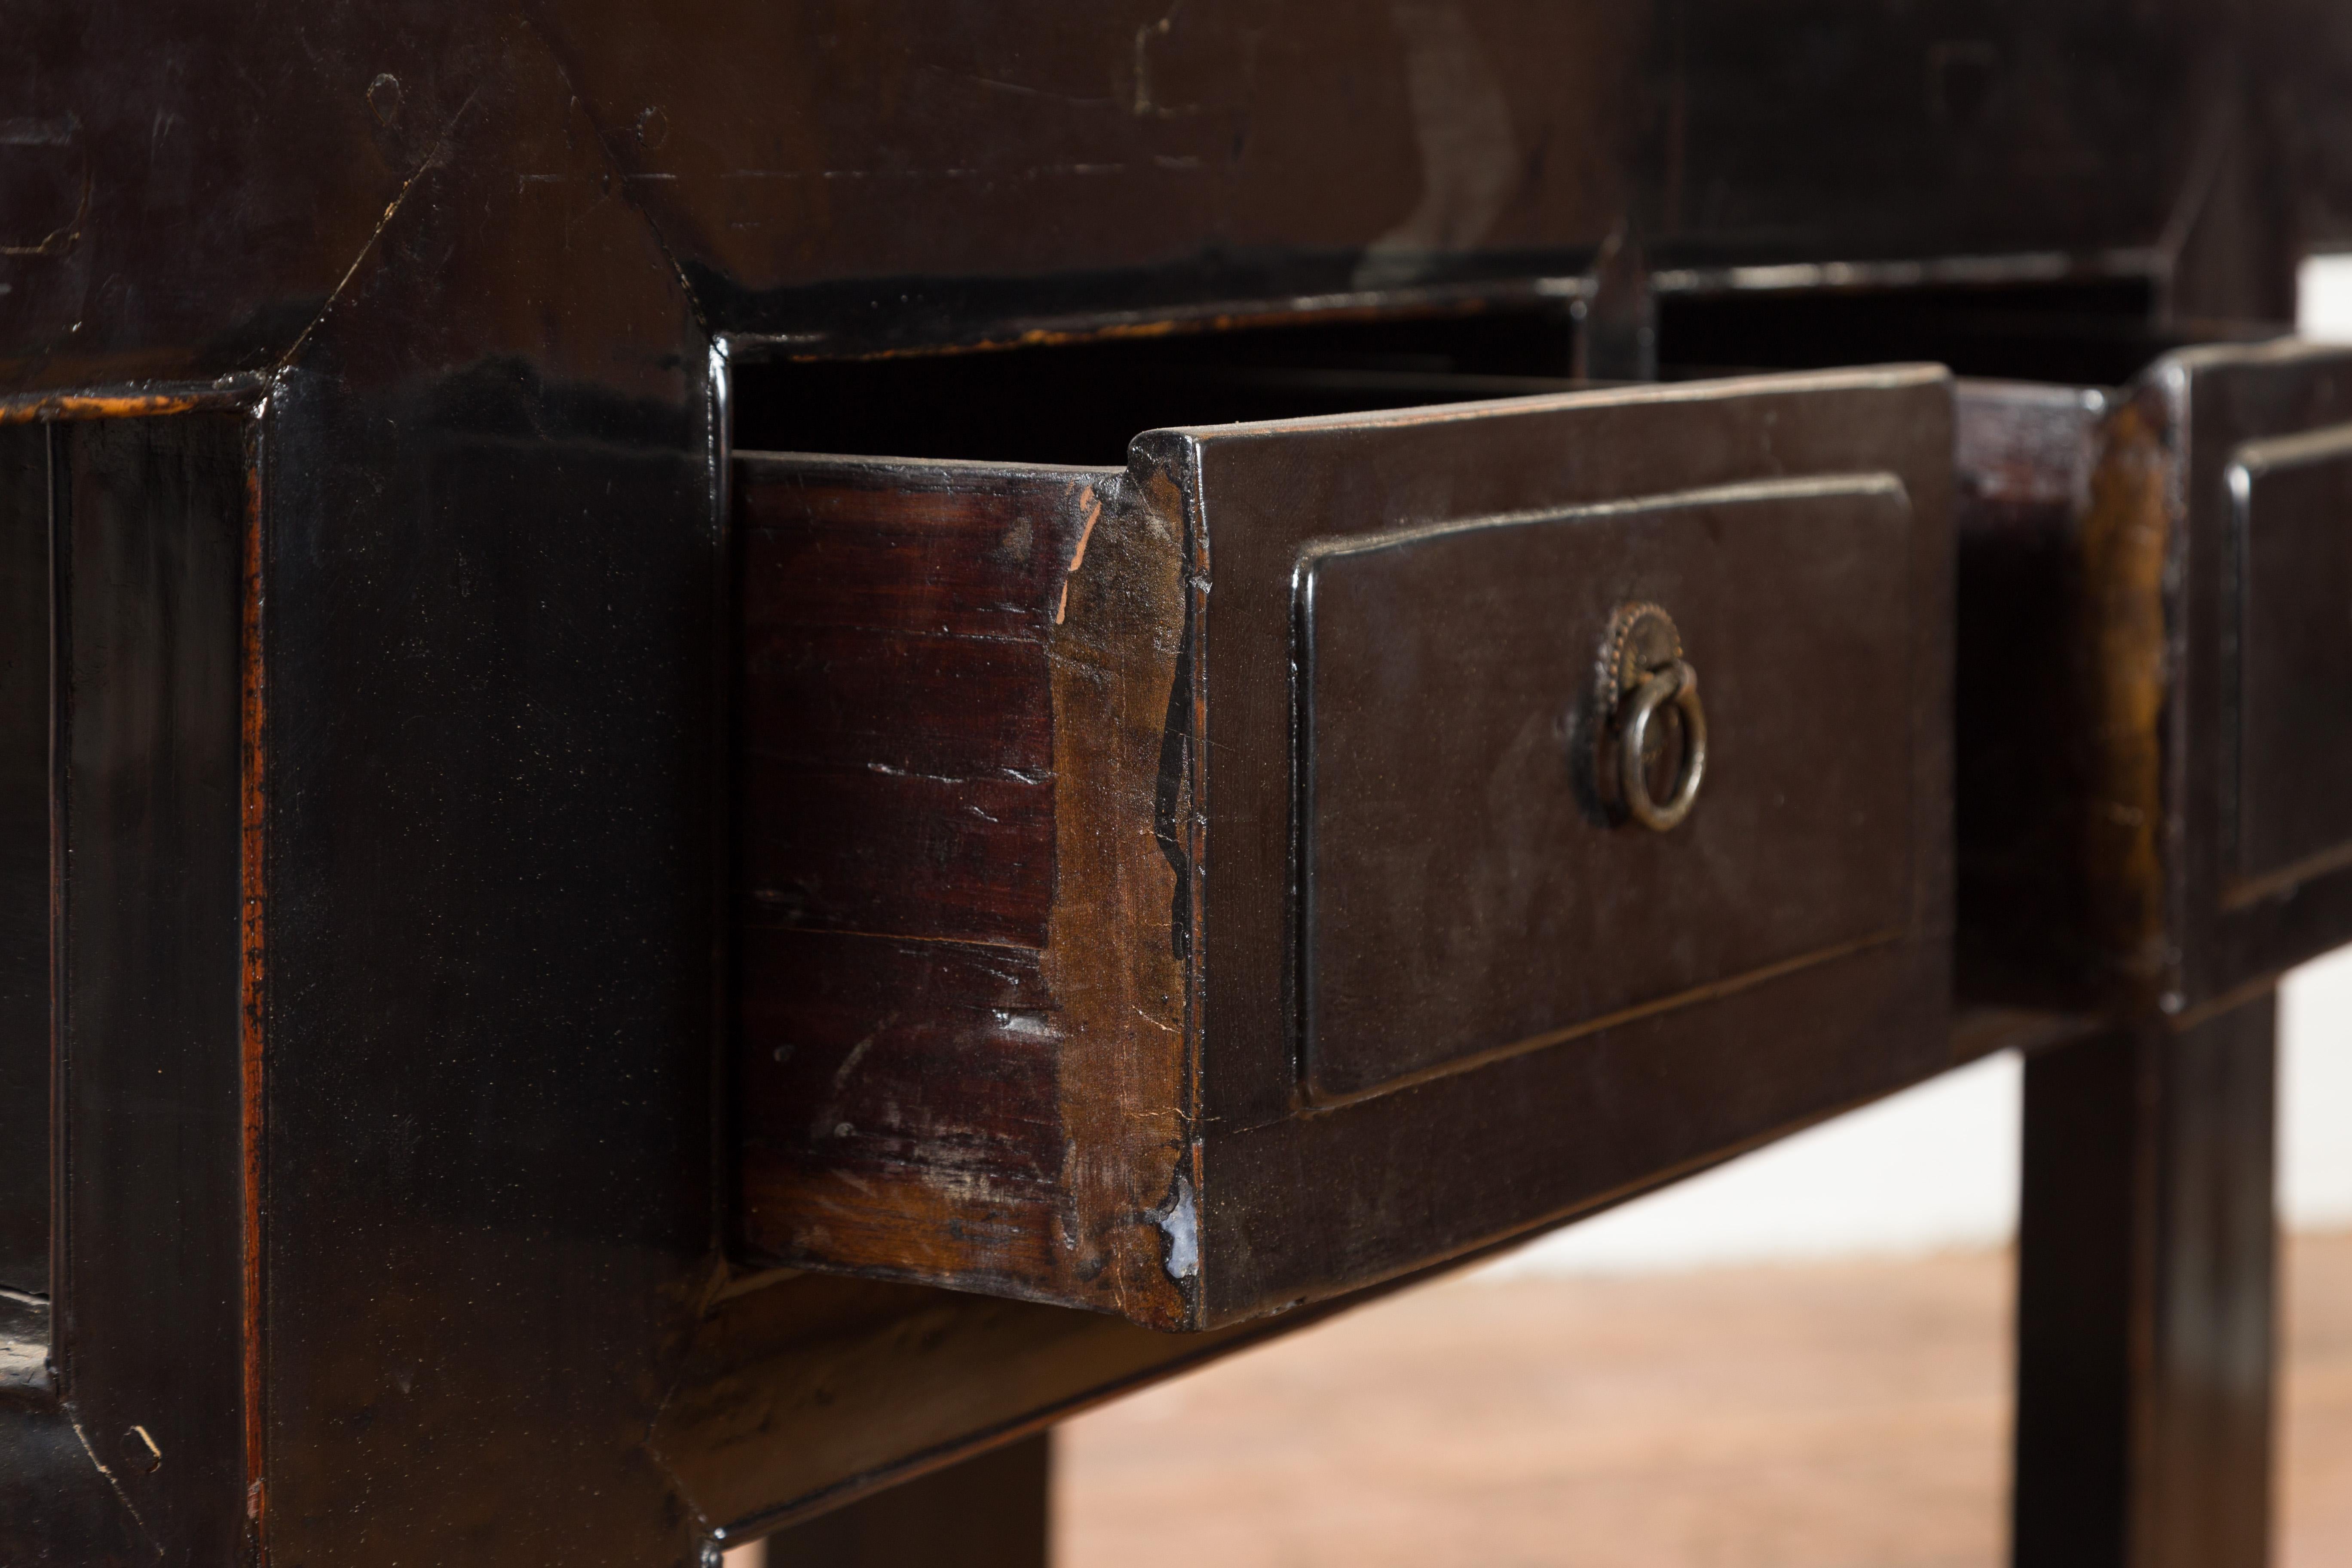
[733,453,1197,1326]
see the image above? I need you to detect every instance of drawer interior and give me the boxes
[1657,275,2278,386]
[733,306,1582,466]
[734,276,2280,475]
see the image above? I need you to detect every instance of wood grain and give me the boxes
[735,451,1192,1325]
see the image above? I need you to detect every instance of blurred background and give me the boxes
[1046,932,2351,1568]
[736,262,2352,1568]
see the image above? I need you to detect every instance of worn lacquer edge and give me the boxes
[1043,454,1194,1331]
[0,382,267,425]
[2081,394,2176,1007]
[727,277,1591,363]
[239,400,271,1559]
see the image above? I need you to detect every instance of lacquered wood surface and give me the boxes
[2013,997,2278,1568]
[5,414,253,1564]
[735,449,1190,1326]
[1951,379,2113,1007]
[2171,343,2352,1005]
[0,426,48,1298]
[762,1434,1048,1568]
[1300,477,1916,1098]
[236,39,721,1565]
[1,1,2340,395]
[1956,345,2352,1016]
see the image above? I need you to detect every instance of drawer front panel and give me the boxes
[1301,476,1914,1100]
[1169,369,1953,1139]
[2173,342,2352,1003]
[2234,425,2352,895]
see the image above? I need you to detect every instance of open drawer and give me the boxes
[735,366,1954,1330]
[1957,341,2352,1016]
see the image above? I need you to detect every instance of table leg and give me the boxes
[2012,996,2277,1568]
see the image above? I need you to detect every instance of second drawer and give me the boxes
[1958,340,2352,1016]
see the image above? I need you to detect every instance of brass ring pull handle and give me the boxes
[1618,659,1706,832]
[1593,601,1708,833]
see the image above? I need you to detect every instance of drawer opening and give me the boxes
[1659,275,2278,387]
[732,281,2285,470]
[730,305,1581,466]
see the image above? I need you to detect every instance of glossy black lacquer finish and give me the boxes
[59,415,251,1566]
[0,426,46,1298]
[2013,999,2277,1568]
[0,0,2346,389]
[0,414,251,1566]
[247,36,719,1565]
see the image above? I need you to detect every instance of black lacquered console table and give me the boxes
[4,6,2349,1564]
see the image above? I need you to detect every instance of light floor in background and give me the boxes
[1482,1050,2021,1278]
[1488,944,2352,1282]
[1059,1233,2352,1568]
